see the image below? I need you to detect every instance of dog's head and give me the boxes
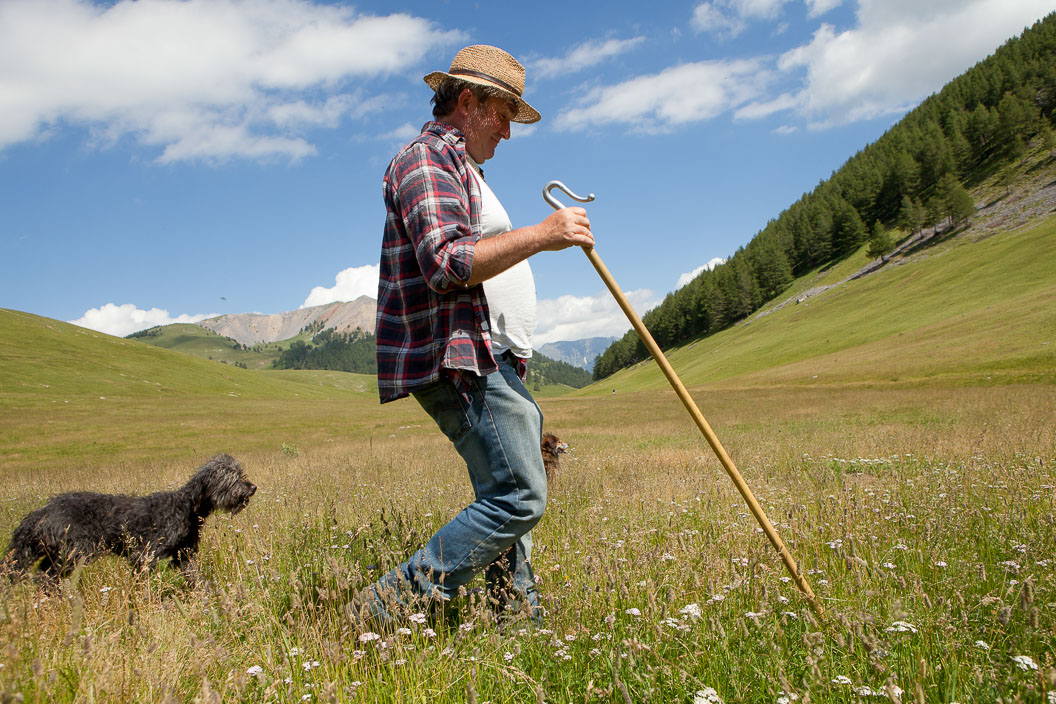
[541,433,568,459]
[195,453,256,514]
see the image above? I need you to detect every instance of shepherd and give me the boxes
[360,45,594,628]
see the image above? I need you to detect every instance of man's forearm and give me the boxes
[464,226,543,286]
[463,206,594,287]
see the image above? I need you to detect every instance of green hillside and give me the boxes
[586,210,1056,394]
[127,323,277,368]
[0,310,374,404]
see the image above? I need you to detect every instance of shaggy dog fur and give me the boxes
[5,453,255,582]
[541,434,568,483]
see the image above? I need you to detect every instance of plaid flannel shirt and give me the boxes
[376,121,507,403]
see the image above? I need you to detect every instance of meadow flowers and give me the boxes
[1011,655,1038,671]
[694,687,723,704]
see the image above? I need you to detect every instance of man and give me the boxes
[362,45,592,627]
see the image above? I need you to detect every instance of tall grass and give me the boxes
[2,383,1053,702]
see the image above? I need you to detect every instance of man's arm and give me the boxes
[464,206,593,286]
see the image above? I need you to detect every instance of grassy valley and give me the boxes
[3,18,1056,699]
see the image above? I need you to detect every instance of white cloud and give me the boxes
[777,0,1054,127]
[302,265,379,308]
[0,0,463,161]
[734,92,799,120]
[534,288,660,346]
[379,122,421,142]
[676,257,727,289]
[69,303,216,337]
[805,0,842,17]
[692,0,802,36]
[691,3,747,36]
[532,37,646,79]
[555,59,771,133]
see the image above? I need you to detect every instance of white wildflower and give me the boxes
[358,632,381,643]
[934,561,947,567]
[396,627,411,636]
[624,607,642,617]
[882,562,897,570]
[694,687,724,704]
[710,594,726,603]
[423,628,437,637]
[1012,655,1038,671]
[246,665,263,676]
[409,612,427,625]
[459,621,476,632]
[885,621,918,633]
[974,640,990,650]
[680,603,702,620]
[99,586,113,594]
[504,651,514,662]
[831,675,852,685]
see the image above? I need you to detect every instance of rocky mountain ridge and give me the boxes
[198,297,375,346]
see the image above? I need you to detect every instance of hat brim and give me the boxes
[424,71,541,124]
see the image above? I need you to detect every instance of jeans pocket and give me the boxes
[413,379,472,443]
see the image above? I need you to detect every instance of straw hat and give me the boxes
[424,45,541,124]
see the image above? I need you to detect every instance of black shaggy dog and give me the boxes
[541,433,568,483]
[6,453,255,583]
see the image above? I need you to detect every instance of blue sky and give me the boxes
[1,0,1052,343]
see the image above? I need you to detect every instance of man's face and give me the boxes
[463,95,515,163]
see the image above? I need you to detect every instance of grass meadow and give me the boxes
[1,205,1054,701]
[2,380,1054,703]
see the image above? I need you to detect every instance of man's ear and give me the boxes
[455,87,477,117]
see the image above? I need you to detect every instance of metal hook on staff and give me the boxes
[543,179,822,618]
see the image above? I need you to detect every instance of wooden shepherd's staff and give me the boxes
[544,180,822,618]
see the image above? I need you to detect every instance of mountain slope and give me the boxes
[583,210,1056,394]
[537,337,616,371]
[128,323,277,368]
[0,309,374,402]
[199,296,375,345]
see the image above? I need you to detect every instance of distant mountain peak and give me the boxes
[537,336,617,372]
[198,296,375,346]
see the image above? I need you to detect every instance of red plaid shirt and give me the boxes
[376,121,500,403]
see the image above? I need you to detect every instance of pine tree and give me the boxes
[898,194,925,235]
[937,174,976,227]
[867,221,895,259]
[1039,119,1055,156]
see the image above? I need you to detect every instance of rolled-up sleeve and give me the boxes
[392,143,476,293]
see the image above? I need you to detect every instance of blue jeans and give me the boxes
[368,355,546,619]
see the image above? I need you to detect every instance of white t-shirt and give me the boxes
[466,158,536,359]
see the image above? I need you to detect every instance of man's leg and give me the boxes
[363,358,547,622]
